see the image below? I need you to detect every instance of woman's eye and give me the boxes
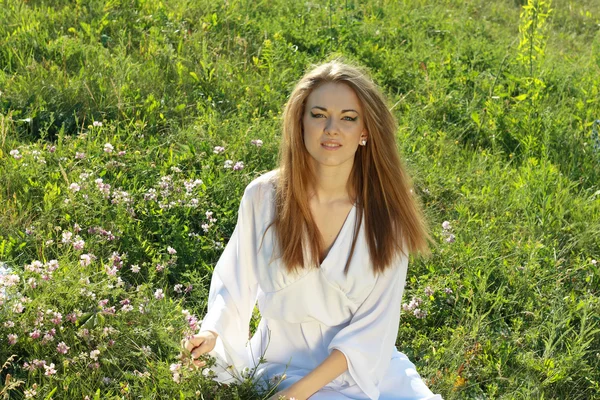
[310,112,325,118]
[343,116,357,121]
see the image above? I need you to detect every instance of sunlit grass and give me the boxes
[0,0,599,398]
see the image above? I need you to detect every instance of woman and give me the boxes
[182,59,443,400]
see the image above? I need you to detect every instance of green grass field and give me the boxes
[1,0,599,398]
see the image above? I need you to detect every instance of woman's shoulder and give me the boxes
[242,169,279,204]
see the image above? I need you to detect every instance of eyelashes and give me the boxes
[310,112,357,122]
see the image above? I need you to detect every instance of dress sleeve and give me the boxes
[199,185,260,383]
[327,251,409,400]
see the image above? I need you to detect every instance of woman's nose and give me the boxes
[325,118,340,135]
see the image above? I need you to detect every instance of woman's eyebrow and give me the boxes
[311,106,359,113]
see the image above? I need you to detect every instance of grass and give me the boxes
[0,0,599,398]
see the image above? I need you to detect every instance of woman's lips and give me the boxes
[321,143,342,151]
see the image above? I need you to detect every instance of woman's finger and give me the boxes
[191,345,206,359]
[185,339,201,353]
[193,359,206,368]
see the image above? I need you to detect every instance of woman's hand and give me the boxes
[267,388,302,400]
[181,330,218,368]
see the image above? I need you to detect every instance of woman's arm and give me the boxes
[271,349,348,400]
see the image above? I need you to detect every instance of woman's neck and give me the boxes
[309,162,354,205]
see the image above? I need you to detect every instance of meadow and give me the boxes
[1,0,599,398]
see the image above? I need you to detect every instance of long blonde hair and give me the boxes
[265,58,432,276]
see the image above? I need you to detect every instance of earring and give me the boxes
[361,140,367,146]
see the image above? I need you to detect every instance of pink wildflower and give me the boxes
[51,312,62,325]
[57,342,70,354]
[80,253,96,267]
[10,149,22,159]
[24,386,37,398]
[25,261,41,273]
[7,334,18,345]
[73,239,85,250]
[12,302,24,313]
[170,363,182,383]
[105,265,118,276]
[46,259,59,272]
[90,349,100,360]
[2,274,20,287]
[44,363,57,376]
[102,306,116,315]
[66,312,78,323]
[61,231,73,243]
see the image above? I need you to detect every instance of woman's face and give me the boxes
[302,82,367,170]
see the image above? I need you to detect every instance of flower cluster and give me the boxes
[201,210,218,233]
[402,296,427,319]
[442,221,455,243]
[10,149,22,160]
[182,309,201,333]
[142,174,204,210]
[224,160,245,170]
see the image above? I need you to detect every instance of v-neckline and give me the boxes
[319,203,357,267]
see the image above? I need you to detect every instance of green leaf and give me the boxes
[471,111,481,127]
[80,22,91,36]
[514,93,528,101]
[45,387,58,400]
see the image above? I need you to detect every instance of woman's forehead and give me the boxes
[305,82,362,111]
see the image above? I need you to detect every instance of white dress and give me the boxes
[200,170,443,400]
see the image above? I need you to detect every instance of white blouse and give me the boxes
[200,170,443,400]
